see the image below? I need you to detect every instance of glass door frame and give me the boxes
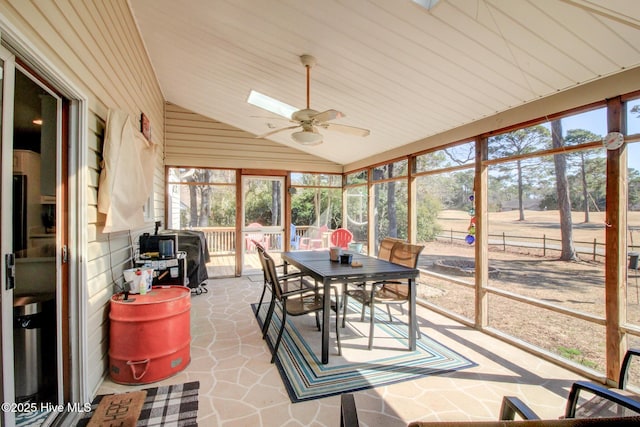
[0,44,16,427]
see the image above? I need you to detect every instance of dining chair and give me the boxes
[254,241,311,337]
[330,228,353,249]
[364,242,424,349]
[262,251,342,363]
[341,237,403,327]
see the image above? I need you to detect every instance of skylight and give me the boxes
[247,90,298,119]
[412,0,441,11]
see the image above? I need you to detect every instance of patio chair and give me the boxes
[345,241,424,350]
[262,251,341,363]
[367,242,424,349]
[341,237,403,327]
[254,241,311,337]
[330,228,353,249]
[618,347,640,391]
[500,379,640,420]
[340,379,640,427]
[559,347,640,409]
[377,237,404,260]
[290,223,301,250]
[245,222,269,252]
[299,225,328,250]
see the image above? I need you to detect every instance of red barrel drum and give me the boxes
[109,286,191,384]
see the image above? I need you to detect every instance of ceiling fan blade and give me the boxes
[255,125,300,138]
[312,109,345,123]
[322,122,370,137]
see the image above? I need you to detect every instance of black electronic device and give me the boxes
[139,233,178,259]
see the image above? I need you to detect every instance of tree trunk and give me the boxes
[314,189,320,226]
[198,170,212,227]
[373,169,382,243]
[551,120,577,260]
[187,175,198,227]
[271,181,280,226]
[517,159,525,221]
[580,152,590,223]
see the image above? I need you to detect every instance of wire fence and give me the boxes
[435,229,640,263]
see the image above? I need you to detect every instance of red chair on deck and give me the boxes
[245,223,269,252]
[330,228,353,250]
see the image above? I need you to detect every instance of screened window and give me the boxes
[485,115,608,373]
[488,108,607,160]
[166,168,236,229]
[373,159,408,180]
[291,172,341,187]
[626,97,640,137]
[416,141,475,172]
[346,169,367,185]
[372,161,407,252]
[291,172,342,250]
[415,141,475,319]
[345,170,368,251]
[626,95,640,331]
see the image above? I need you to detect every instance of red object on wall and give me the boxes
[109,286,191,384]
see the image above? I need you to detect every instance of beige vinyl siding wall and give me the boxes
[0,0,165,397]
[165,103,342,173]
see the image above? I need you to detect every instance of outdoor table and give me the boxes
[281,251,420,364]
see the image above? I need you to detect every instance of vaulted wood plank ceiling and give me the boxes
[129,0,640,166]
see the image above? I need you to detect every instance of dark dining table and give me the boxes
[281,250,420,364]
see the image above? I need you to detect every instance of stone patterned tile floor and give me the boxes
[96,276,586,426]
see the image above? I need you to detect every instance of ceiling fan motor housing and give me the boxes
[291,108,319,121]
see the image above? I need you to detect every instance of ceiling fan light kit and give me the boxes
[252,54,370,145]
[292,130,323,145]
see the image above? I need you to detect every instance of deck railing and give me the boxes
[188,226,311,254]
[197,227,236,254]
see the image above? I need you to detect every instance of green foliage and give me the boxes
[489,126,550,158]
[291,188,342,229]
[417,194,442,242]
[244,180,279,226]
[209,188,236,226]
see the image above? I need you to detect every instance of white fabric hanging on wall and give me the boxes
[97,109,158,233]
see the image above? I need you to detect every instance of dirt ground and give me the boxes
[416,239,640,375]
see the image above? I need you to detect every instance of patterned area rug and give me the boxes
[77,381,199,426]
[254,301,475,402]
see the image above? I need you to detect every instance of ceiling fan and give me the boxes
[255,54,370,146]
